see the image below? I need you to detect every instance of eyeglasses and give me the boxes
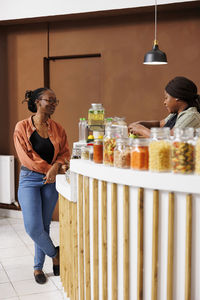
[40,98,59,105]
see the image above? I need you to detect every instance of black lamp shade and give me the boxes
[143,44,167,65]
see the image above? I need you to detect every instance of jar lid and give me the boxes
[116,138,129,145]
[91,103,104,109]
[132,138,150,146]
[150,127,170,139]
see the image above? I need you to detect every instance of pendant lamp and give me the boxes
[143,0,167,65]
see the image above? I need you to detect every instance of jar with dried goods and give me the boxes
[131,138,149,170]
[149,128,171,172]
[93,139,103,164]
[103,127,119,166]
[114,138,130,168]
[172,128,194,174]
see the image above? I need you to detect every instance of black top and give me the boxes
[30,130,55,164]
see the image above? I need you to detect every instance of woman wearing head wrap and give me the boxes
[128,76,200,137]
[13,87,70,284]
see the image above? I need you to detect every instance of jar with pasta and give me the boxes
[103,127,120,166]
[172,128,194,174]
[114,138,130,168]
[131,138,149,170]
[149,127,171,172]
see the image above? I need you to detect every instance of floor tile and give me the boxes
[0,235,24,249]
[19,290,65,300]
[0,282,17,299]
[49,275,63,290]
[6,266,34,282]
[1,255,34,271]
[17,233,34,246]
[0,268,9,283]
[0,246,30,260]
[12,278,57,296]
[7,218,24,225]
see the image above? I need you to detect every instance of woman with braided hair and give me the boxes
[128,76,200,137]
[14,87,70,284]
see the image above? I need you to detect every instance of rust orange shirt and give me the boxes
[14,116,70,174]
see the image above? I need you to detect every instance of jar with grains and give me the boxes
[131,138,149,170]
[114,138,130,168]
[172,128,194,174]
[93,138,103,164]
[149,127,171,172]
[81,146,90,160]
[103,127,120,166]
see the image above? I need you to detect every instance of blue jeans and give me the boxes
[18,167,58,270]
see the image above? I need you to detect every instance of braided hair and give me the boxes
[24,87,50,112]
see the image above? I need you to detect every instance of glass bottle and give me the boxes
[172,128,194,174]
[149,127,171,172]
[114,138,130,169]
[78,118,87,142]
[131,138,149,170]
[93,138,103,164]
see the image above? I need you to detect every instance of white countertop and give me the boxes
[69,159,200,194]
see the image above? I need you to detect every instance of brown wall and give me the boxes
[1,4,200,204]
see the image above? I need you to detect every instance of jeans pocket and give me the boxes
[20,169,33,177]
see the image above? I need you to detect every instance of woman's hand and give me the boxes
[128,123,150,138]
[43,163,61,184]
[58,161,70,174]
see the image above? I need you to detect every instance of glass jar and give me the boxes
[103,127,118,166]
[172,128,194,174]
[71,148,81,159]
[114,138,130,168]
[93,139,103,164]
[131,138,149,170]
[81,146,90,160]
[88,103,105,126]
[149,127,172,172]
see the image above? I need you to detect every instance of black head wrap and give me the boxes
[165,76,200,112]
[23,87,49,112]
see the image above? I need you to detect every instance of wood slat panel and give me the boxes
[59,195,64,289]
[102,181,108,300]
[84,176,91,300]
[69,200,74,298]
[123,185,129,300]
[111,183,118,300]
[93,179,99,300]
[73,202,78,300]
[78,174,84,300]
[185,194,192,300]
[151,190,159,300]
[137,188,144,300]
[167,192,174,300]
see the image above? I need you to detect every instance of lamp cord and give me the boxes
[154,0,157,43]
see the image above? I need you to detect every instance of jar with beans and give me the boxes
[149,128,172,172]
[172,128,194,174]
[131,138,149,170]
[114,138,130,168]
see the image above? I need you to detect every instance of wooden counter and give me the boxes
[56,159,200,300]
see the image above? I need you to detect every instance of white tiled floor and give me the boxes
[0,217,69,300]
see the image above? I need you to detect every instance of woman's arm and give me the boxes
[128,118,166,138]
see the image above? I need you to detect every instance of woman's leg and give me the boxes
[34,182,58,270]
[18,169,57,270]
